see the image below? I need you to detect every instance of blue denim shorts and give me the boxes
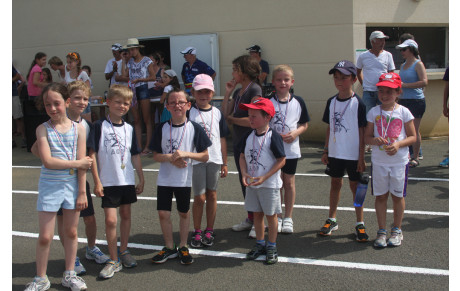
[398,98,426,118]
[362,91,381,114]
[135,84,150,101]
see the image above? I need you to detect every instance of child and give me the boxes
[81,65,93,89]
[25,83,91,291]
[220,55,263,238]
[268,65,309,233]
[149,89,211,265]
[42,68,53,83]
[364,73,416,247]
[238,97,286,264]
[159,69,180,123]
[88,84,145,279]
[188,74,229,248]
[80,65,93,123]
[31,81,110,276]
[319,60,369,242]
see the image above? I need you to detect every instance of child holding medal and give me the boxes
[149,88,211,265]
[364,72,416,248]
[88,85,145,279]
[188,74,230,248]
[238,97,286,264]
[319,60,369,242]
[26,83,91,290]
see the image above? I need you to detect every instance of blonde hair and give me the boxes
[67,80,91,97]
[107,84,133,102]
[272,64,294,80]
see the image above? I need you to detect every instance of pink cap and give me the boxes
[192,74,214,92]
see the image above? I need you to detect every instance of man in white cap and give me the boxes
[180,47,216,94]
[104,43,123,87]
[356,31,395,114]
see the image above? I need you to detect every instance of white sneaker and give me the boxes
[277,217,283,233]
[248,226,256,239]
[86,246,110,264]
[282,217,294,233]
[74,257,86,276]
[232,218,253,231]
[61,271,87,290]
[25,276,50,291]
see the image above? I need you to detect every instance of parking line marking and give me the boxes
[12,166,449,182]
[12,230,448,277]
[12,190,449,216]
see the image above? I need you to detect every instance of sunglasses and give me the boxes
[399,48,408,52]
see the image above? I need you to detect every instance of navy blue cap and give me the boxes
[328,60,357,76]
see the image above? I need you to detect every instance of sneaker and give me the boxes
[282,217,294,234]
[190,231,204,248]
[151,246,178,264]
[374,229,388,248]
[439,157,449,168]
[365,145,372,153]
[246,243,266,260]
[355,224,369,242]
[61,271,87,290]
[248,225,256,239]
[178,246,194,265]
[418,154,424,160]
[232,218,253,231]
[86,246,110,264]
[318,219,338,236]
[25,276,50,291]
[201,229,215,247]
[119,249,137,268]
[74,256,86,276]
[265,245,278,265]
[98,260,122,279]
[388,227,403,247]
[277,217,283,233]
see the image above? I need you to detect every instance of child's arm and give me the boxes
[250,157,286,187]
[89,149,104,197]
[160,91,167,104]
[131,154,145,195]
[75,124,88,210]
[116,60,130,83]
[31,141,39,158]
[171,149,209,164]
[36,124,93,170]
[222,79,236,119]
[153,151,187,168]
[220,137,228,178]
[357,126,366,172]
[282,122,308,144]
[385,120,416,156]
[321,125,330,165]
[239,153,250,187]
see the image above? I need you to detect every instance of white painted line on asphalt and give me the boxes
[12,165,449,182]
[12,230,448,277]
[12,190,449,216]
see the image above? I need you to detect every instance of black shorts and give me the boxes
[281,158,298,175]
[157,186,191,213]
[325,157,360,181]
[57,181,94,217]
[101,185,137,208]
[398,99,426,118]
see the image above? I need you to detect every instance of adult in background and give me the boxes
[13,65,26,148]
[104,43,123,87]
[180,47,216,95]
[246,45,269,86]
[48,56,66,83]
[357,31,395,114]
[396,39,428,168]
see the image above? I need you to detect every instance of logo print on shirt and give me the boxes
[166,139,180,154]
[248,148,266,172]
[104,133,127,155]
[333,112,349,133]
[272,111,291,134]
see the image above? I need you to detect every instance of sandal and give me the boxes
[409,159,419,168]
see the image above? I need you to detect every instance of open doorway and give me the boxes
[139,37,171,68]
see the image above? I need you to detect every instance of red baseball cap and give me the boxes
[239,97,275,117]
[376,72,402,89]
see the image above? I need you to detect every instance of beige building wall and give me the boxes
[12,0,448,141]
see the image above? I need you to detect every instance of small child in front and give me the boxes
[26,83,91,291]
[188,74,229,248]
[364,73,416,248]
[88,84,145,279]
[150,89,211,265]
[319,60,369,242]
[268,65,310,233]
[238,98,286,264]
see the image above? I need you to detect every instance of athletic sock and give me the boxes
[256,239,265,246]
[267,241,276,248]
[329,217,337,222]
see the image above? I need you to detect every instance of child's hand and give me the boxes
[250,175,266,186]
[242,172,250,187]
[172,150,188,161]
[373,137,388,146]
[132,79,139,84]
[77,156,93,170]
[385,142,400,156]
[76,193,88,211]
[135,181,144,195]
[321,152,329,165]
[171,158,187,168]
[94,183,104,197]
[220,165,228,178]
[225,79,237,93]
[281,132,296,144]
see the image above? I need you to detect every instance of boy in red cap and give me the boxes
[364,72,416,248]
[237,98,286,264]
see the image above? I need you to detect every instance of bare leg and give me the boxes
[83,215,97,248]
[391,194,405,229]
[158,210,174,249]
[104,208,119,261]
[57,214,65,247]
[178,211,191,248]
[375,192,389,230]
[266,214,278,243]
[412,118,422,160]
[282,173,296,218]
[328,178,343,218]
[62,209,81,271]
[119,204,131,253]
[253,212,265,240]
[36,212,57,277]
[140,99,152,152]
[192,193,205,230]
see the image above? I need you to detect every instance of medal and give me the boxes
[249,177,255,183]
[121,164,125,169]
[69,168,74,175]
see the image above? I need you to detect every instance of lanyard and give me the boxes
[250,129,269,178]
[170,119,187,153]
[107,115,127,169]
[233,82,253,113]
[332,93,354,142]
[48,120,77,174]
[196,105,213,139]
[379,104,397,142]
[275,94,290,133]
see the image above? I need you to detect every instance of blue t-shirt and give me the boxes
[259,59,269,85]
[181,58,215,92]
